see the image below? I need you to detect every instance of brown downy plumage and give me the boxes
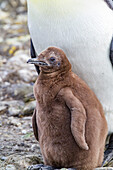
[28,47,108,170]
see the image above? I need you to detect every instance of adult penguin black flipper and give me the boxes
[105,0,113,10]
[106,0,113,66]
[110,37,113,66]
[30,39,40,74]
[102,37,113,167]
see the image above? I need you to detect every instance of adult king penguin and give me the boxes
[27,0,113,165]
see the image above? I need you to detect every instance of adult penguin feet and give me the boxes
[102,134,113,166]
[27,165,76,170]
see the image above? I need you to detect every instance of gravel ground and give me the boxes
[0,1,43,169]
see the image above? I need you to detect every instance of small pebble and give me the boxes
[6,164,16,170]
[0,156,7,161]
[22,129,27,134]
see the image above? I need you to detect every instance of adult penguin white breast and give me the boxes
[27,0,113,133]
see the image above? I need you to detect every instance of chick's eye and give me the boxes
[49,57,55,62]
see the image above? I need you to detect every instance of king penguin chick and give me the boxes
[27,47,108,170]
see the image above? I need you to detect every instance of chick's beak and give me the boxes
[27,58,48,66]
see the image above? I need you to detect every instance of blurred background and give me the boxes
[0,0,43,169]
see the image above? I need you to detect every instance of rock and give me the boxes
[24,155,43,166]
[18,69,36,83]
[31,144,40,152]
[22,130,27,134]
[6,164,16,170]
[0,77,2,83]
[0,10,9,19]
[0,156,7,161]
[0,100,24,116]
[0,51,37,84]
[0,120,2,127]
[8,117,21,126]
[4,82,10,86]
[0,0,27,12]
[20,0,27,6]
[8,105,23,116]
[13,145,23,152]
[0,70,9,83]
[24,93,35,103]
[16,14,27,23]
[8,53,29,67]
[7,100,24,116]
[6,83,33,100]
[2,155,43,170]
[0,105,8,115]
[22,101,36,116]
[5,52,37,83]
